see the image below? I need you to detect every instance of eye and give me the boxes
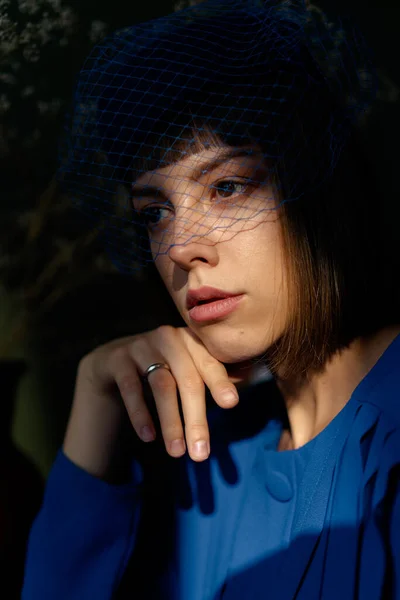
[212,179,250,200]
[137,205,172,230]
[135,179,252,230]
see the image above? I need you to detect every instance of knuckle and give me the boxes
[128,406,146,422]
[200,355,220,370]
[181,373,203,391]
[130,336,148,354]
[163,423,184,440]
[77,353,97,384]
[152,324,175,345]
[150,371,175,393]
[117,373,139,395]
[156,324,174,336]
[110,345,128,364]
[78,353,92,373]
[187,421,208,435]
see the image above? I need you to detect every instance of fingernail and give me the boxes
[221,390,239,404]
[141,426,155,442]
[170,439,186,455]
[193,440,209,459]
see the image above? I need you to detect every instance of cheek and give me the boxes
[237,218,286,279]
[154,258,175,297]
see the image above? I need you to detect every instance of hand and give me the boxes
[63,326,245,481]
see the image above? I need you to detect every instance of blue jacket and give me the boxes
[22,335,400,599]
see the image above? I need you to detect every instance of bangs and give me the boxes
[129,110,268,185]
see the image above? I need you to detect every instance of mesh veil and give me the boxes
[58,0,376,275]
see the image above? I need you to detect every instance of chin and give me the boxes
[199,330,273,365]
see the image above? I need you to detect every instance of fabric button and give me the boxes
[264,468,293,502]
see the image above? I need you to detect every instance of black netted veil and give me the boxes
[58,0,376,274]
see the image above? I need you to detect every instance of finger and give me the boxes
[150,326,211,462]
[179,328,240,408]
[127,335,187,458]
[110,348,158,444]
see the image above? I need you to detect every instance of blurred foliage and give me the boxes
[0,0,193,212]
[0,179,119,359]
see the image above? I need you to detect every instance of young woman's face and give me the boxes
[132,145,290,364]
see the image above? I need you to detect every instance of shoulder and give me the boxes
[352,374,400,486]
[355,333,400,430]
[345,335,400,504]
[351,383,400,519]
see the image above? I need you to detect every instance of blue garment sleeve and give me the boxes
[388,434,400,599]
[358,426,400,599]
[22,449,143,600]
[390,471,400,598]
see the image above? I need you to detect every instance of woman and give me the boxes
[22,0,400,598]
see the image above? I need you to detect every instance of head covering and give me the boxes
[58,0,376,275]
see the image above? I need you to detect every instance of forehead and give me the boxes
[134,145,264,187]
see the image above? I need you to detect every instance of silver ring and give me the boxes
[143,362,171,380]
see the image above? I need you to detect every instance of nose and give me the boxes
[152,169,241,270]
[167,236,219,271]
[160,180,222,270]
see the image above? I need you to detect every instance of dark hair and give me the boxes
[65,4,399,377]
[128,118,400,379]
[269,129,400,378]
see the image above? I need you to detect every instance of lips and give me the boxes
[196,299,216,305]
[188,294,245,322]
[186,286,242,310]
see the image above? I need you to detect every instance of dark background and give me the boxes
[0,0,398,596]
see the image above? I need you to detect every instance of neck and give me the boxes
[274,326,400,450]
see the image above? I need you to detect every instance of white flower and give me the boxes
[0,72,16,84]
[22,45,40,62]
[37,98,62,115]
[89,20,107,43]
[0,13,18,54]
[0,36,18,55]
[21,85,35,96]
[19,22,38,45]
[36,13,56,46]
[58,7,75,29]
[0,0,10,18]
[18,0,40,16]
[1,0,78,64]
[46,0,62,11]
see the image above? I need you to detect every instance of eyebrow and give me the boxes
[130,147,261,201]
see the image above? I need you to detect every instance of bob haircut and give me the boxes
[63,3,400,379]
[126,116,400,380]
